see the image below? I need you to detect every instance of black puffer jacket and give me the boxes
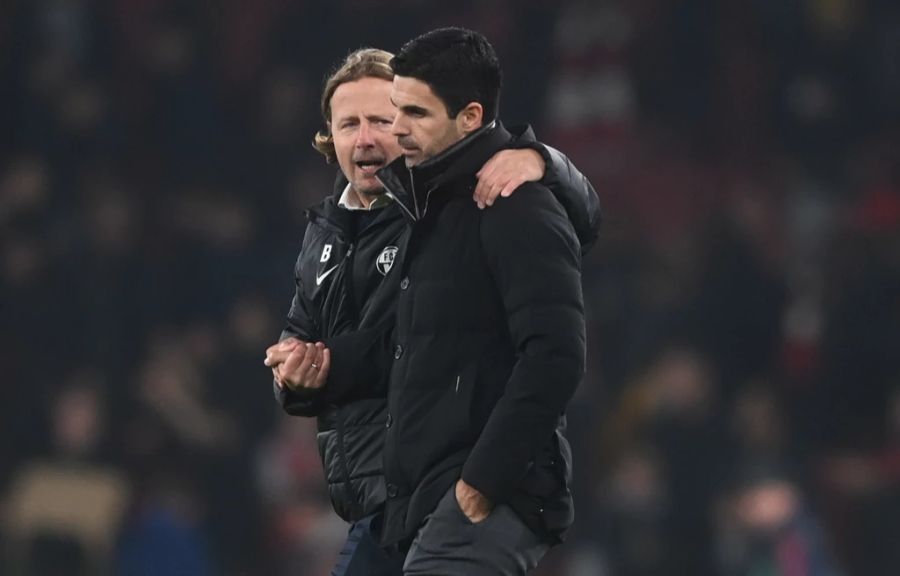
[374,122,586,546]
[275,125,599,524]
[276,177,402,522]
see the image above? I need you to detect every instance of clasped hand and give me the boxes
[264,338,330,391]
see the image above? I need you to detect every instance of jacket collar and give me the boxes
[337,183,393,211]
[305,172,393,237]
[304,173,350,232]
[376,121,513,221]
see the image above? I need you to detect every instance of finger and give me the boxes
[312,348,331,388]
[281,345,310,384]
[293,343,319,388]
[265,341,284,360]
[311,342,326,372]
[279,338,304,350]
[473,178,488,206]
[485,179,507,205]
[474,159,499,204]
[271,367,285,389]
[499,177,525,198]
[265,347,294,367]
[268,338,299,356]
[473,170,493,206]
[265,338,302,365]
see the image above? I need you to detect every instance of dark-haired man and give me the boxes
[373,27,588,575]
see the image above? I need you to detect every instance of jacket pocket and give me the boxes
[444,365,477,446]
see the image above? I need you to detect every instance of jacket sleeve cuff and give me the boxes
[461,459,510,505]
[276,378,325,415]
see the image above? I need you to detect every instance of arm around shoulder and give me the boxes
[510,139,602,255]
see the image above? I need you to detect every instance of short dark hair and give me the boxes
[391,27,502,123]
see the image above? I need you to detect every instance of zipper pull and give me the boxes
[408,166,420,220]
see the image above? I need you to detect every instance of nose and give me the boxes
[391,114,408,137]
[356,121,375,147]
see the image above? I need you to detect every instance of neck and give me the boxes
[353,188,376,208]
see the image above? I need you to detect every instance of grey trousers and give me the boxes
[403,486,549,576]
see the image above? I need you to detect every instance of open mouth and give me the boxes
[355,159,385,174]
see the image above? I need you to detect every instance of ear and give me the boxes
[456,102,484,134]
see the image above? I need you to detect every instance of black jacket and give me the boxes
[276,125,597,525]
[374,122,586,546]
[276,174,401,522]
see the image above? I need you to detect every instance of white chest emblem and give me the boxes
[376,246,398,276]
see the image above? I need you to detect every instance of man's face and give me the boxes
[329,76,401,197]
[390,75,465,167]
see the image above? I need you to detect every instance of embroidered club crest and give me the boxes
[376,246,398,276]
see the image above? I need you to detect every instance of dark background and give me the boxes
[2,1,899,575]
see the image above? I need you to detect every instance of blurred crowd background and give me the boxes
[2,0,899,575]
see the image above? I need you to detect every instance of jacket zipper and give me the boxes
[422,187,438,218]
[378,179,417,221]
[323,241,356,338]
[375,169,436,220]
[409,166,420,219]
[340,243,359,327]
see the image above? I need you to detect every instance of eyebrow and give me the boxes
[391,97,428,116]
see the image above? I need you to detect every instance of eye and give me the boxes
[400,106,427,119]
